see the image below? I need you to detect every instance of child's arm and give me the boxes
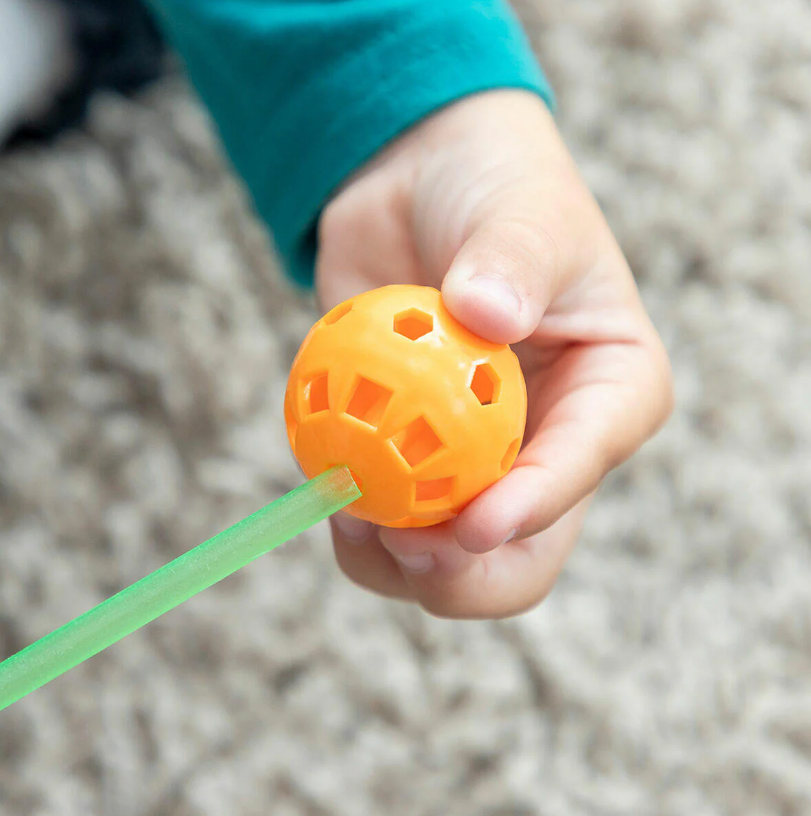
[146,1,673,619]
[145,0,553,286]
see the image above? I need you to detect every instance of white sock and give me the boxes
[0,0,77,145]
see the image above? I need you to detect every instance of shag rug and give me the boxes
[2,1,811,814]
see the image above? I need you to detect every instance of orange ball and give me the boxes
[284,285,527,528]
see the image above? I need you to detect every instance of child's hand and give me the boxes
[316,90,673,619]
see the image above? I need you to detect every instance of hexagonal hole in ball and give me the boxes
[469,362,501,406]
[393,309,433,341]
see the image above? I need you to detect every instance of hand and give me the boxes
[315,90,673,619]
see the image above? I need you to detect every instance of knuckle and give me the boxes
[333,542,415,602]
[490,217,565,293]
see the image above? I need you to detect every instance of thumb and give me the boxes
[440,215,567,345]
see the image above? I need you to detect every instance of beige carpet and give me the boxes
[2,0,811,813]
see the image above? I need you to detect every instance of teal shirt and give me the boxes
[146,1,554,286]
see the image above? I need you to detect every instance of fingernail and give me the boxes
[393,552,434,574]
[500,528,519,546]
[468,276,522,314]
[332,513,373,544]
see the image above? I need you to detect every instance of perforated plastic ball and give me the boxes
[284,285,527,528]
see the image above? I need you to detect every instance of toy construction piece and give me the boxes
[0,466,360,711]
[285,285,527,528]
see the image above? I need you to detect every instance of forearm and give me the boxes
[145,0,554,286]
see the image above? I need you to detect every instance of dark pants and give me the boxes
[7,0,165,147]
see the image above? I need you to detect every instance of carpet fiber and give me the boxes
[1,1,811,813]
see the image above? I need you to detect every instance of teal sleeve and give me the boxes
[146,1,555,287]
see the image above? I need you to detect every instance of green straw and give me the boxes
[0,465,360,712]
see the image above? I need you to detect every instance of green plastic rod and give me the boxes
[0,466,360,712]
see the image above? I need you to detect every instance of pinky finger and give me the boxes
[331,519,415,601]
